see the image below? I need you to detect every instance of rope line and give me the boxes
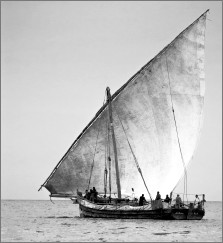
[87,120,101,190]
[114,108,153,201]
[89,93,109,191]
[165,55,188,202]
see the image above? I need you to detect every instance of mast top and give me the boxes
[106,87,111,102]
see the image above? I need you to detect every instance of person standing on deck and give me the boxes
[139,194,146,206]
[155,191,161,200]
[155,191,163,208]
[89,189,94,201]
[194,194,200,207]
[131,188,135,200]
[92,187,98,203]
[175,194,182,208]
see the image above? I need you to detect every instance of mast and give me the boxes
[106,87,121,199]
[107,111,112,198]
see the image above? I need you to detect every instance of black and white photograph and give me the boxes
[1,1,222,242]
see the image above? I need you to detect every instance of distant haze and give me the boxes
[2,1,222,200]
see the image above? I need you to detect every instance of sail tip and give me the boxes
[203,9,210,16]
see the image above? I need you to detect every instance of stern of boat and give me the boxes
[187,208,205,220]
[171,208,205,220]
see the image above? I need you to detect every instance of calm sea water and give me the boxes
[1,200,222,242]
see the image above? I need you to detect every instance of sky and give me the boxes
[1,1,222,201]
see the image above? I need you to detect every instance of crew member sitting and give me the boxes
[164,194,171,203]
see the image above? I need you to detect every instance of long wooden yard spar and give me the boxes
[106,87,122,199]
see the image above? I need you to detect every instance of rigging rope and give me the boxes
[165,55,188,202]
[114,108,153,202]
[89,93,109,191]
[87,120,101,190]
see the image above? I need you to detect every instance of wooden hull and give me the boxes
[79,203,172,219]
[77,197,205,220]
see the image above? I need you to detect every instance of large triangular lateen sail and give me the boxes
[40,11,208,199]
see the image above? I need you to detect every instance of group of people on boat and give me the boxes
[175,194,204,209]
[83,187,204,210]
[84,187,98,203]
[155,191,171,203]
[138,191,172,207]
[147,191,203,209]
